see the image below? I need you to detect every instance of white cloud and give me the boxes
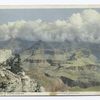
[82,9,100,23]
[69,13,83,28]
[0,9,100,43]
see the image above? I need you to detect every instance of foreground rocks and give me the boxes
[0,66,45,92]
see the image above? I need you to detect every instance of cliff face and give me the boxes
[0,66,45,92]
[1,47,100,92]
[0,67,22,92]
[0,49,45,92]
[23,48,100,91]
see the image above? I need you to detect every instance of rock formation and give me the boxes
[0,50,45,92]
[0,66,45,92]
[0,49,12,63]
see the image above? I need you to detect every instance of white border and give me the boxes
[0,0,100,5]
[0,5,100,9]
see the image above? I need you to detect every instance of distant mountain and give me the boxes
[0,38,33,53]
[0,38,100,60]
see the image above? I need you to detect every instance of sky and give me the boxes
[0,8,100,24]
[0,8,100,43]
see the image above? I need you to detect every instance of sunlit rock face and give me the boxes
[0,67,22,92]
[0,49,12,63]
[0,67,45,92]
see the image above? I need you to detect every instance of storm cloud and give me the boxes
[0,9,100,43]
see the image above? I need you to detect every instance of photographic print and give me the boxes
[0,5,100,96]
